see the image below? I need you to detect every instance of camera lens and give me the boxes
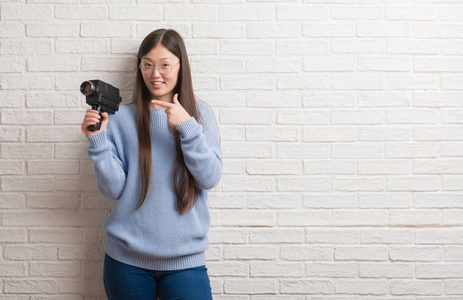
[80,81,96,96]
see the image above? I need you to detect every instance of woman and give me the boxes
[81,29,222,300]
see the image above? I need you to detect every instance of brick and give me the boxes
[223,245,277,260]
[0,57,24,73]
[82,56,136,72]
[247,23,301,38]
[304,160,356,175]
[222,177,274,192]
[331,143,384,159]
[304,194,357,208]
[1,144,54,159]
[0,126,22,142]
[56,5,106,20]
[358,56,412,71]
[220,5,274,21]
[388,39,440,54]
[332,38,384,54]
[4,245,57,260]
[280,279,334,294]
[390,280,442,295]
[414,126,463,141]
[222,142,273,158]
[277,5,327,20]
[442,142,463,157]
[304,92,355,107]
[358,126,411,141]
[304,55,355,72]
[335,279,388,295]
[278,74,330,89]
[303,23,356,37]
[331,6,382,20]
[443,75,463,90]
[443,175,463,191]
[443,108,463,124]
[0,91,25,108]
[165,5,215,21]
[277,177,330,192]
[218,210,275,226]
[192,58,244,73]
[2,110,53,125]
[0,193,26,209]
[251,262,304,277]
[246,159,300,175]
[27,126,83,142]
[26,92,80,108]
[357,22,410,37]
[332,74,383,90]
[2,74,54,90]
[387,108,439,124]
[278,210,331,226]
[193,24,243,38]
[0,23,25,38]
[281,246,334,261]
[249,228,304,244]
[277,40,328,55]
[221,75,274,90]
[0,228,27,243]
[358,91,410,107]
[443,40,463,55]
[335,246,388,261]
[387,176,440,192]
[415,193,463,208]
[220,109,274,125]
[306,262,358,278]
[0,160,25,175]
[389,209,442,226]
[415,229,463,245]
[1,4,52,20]
[359,263,414,278]
[2,39,52,55]
[385,74,439,90]
[444,279,463,294]
[249,58,301,73]
[358,193,412,208]
[303,126,356,142]
[209,193,245,209]
[224,279,277,294]
[209,228,247,244]
[386,5,438,20]
[306,229,360,244]
[361,228,413,244]
[386,142,439,158]
[414,91,463,107]
[26,23,79,37]
[220,40,273,56]
[81,22,133,38]
[29,228,83,244]
[29,262,81,277]
[246,126,298,142]
[415,23,463,38]
[277,143,329,159]
[390,246,442,262]
[332,210,388,226]
[446,246,463,261]
[0,262,27,276]
[4,280,58,294]
[2,177,54,192]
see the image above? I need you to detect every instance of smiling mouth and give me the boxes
[152,81,165,88]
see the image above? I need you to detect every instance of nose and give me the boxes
[152,66,161,77]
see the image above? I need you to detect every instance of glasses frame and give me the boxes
[139,61,180,75]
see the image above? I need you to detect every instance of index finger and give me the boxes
[151,100,174,107]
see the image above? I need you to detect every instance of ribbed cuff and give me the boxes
[104,241,207,271]
[86,131,108,149]
[175,117,200,139]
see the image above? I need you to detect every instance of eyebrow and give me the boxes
[141,57,173,61]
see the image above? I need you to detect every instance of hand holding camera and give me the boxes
[80,80,122,137]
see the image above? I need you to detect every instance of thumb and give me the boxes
[173,94,180,105]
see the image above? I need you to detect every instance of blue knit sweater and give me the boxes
[86,102,222,271]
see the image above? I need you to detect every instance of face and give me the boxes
[140,44,180,104]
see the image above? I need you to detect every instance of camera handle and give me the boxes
[87,105,103,131]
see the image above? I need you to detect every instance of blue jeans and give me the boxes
[103,254,212,300]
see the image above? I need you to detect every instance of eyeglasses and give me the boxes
[139,61,180,75]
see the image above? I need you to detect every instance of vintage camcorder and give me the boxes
[80,80,122,131]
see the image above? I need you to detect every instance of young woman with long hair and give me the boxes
[81,28,222,300]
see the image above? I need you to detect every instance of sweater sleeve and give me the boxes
[86,127,127,200]
[175,103,222,190]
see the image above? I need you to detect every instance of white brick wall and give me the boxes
[1,0,463,298]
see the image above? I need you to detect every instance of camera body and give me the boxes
[80,80,122,131]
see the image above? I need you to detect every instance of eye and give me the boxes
[161,64,170,68]
[144,63,153,67]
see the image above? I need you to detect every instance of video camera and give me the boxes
[80,80,122,131]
